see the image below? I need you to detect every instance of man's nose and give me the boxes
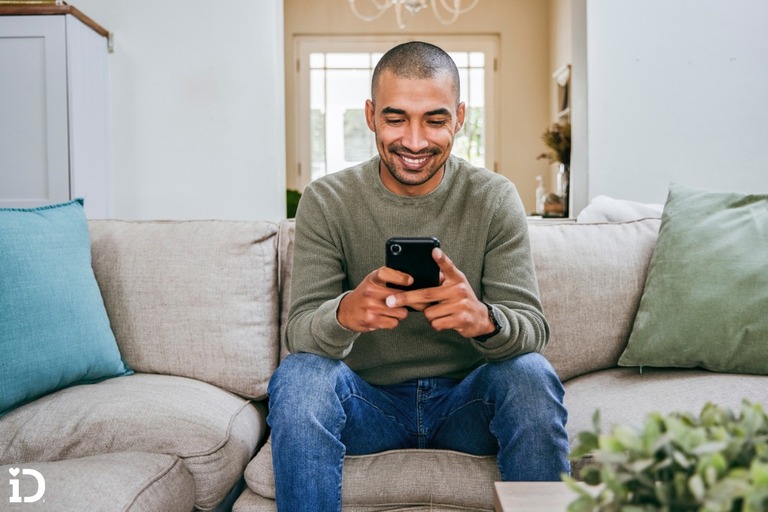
[401,123,429,153]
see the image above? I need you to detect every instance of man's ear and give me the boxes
[455,102,466,133]
[365,99,376,132]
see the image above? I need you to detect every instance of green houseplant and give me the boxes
[287,189,302,219]
[566,401,768,512]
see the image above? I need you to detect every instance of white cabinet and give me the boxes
[0,7,111,218]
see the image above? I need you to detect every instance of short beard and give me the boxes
[380,144,444,187]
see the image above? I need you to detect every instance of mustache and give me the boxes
[387,144,440,157]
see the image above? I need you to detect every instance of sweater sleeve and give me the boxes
[469,181,550,360]
[284,185,360,358]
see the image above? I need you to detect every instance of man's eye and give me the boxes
[428,119,448,126]
[385,118,405,125]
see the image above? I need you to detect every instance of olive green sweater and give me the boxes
[286,155,549,385]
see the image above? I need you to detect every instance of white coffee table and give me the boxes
[493,481,593,512]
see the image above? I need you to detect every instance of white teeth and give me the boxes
[402,155,427,165]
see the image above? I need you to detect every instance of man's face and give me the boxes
[365,70,465,196]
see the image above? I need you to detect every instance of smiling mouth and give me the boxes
[400,154,429,168]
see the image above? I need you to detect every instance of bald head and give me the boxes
[371,41,460,106]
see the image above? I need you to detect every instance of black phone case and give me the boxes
[385,237,441,291]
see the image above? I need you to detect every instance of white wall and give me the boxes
[67,1,768,218]
[585,0,768,205]
[74,0,286,220]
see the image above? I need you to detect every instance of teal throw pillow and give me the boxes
[0,199,131,416]
[619,183,768,374]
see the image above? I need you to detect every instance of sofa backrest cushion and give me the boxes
[277,219,295,361]
[88,220,280,400]
[528,218,661,382]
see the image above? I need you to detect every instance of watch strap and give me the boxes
[474,302,501,343]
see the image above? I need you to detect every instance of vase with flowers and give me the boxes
[537,122,571,217]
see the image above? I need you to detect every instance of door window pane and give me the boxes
[310,68,326,180]
[451,52,485,167]
[310,58,375,179]
[344,109,375,162]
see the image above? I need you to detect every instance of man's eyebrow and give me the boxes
[381,107,406,115]
[425,108,452,116]
[380,107,452,116]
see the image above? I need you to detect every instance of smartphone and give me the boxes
[385,237,441,291]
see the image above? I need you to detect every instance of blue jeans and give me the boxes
[267,352,569,512]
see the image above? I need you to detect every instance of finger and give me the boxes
[422,300,447,319]
[370,267,398,288]
[357,302,410,331]
[433,247,462,281]
[365,314,404,332]
[385,296,431,313]
[376,307,410,324]
[386,287,442,309]
[405,302,430,312]
[379,266,414,288]
[367,268,386,287]
[424,306,466,334]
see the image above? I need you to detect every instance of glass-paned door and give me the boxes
[294,36,498,189]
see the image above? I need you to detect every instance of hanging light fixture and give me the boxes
[348,0,480,30]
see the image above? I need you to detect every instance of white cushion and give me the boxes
[576,195,663,223]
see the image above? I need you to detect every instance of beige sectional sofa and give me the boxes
[2,211,767,511]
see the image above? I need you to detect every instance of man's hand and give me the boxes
[337,267,411,332]
[385,248,496,339]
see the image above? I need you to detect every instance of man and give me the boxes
[267,41,569,511]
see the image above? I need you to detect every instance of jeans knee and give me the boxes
[486,353,565,417]
[488,352,559,385]
[269,353,343,397]
[267,353,349,426]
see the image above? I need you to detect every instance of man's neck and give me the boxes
[378,164,446,197]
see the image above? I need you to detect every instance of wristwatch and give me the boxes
[474,302,502,342]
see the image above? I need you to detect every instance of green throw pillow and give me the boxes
[619,183,768,374]
[0,199,132,416]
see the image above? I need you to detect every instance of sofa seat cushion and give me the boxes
[233,487,479,512]
[0,373,267,510]
[89,220,280,401]
[241,436,499,511]
[564,367,768,446]
[1,452,194,512]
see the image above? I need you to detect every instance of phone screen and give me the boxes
[385,237,441,291]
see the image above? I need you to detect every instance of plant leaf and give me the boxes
[688,473,706,501]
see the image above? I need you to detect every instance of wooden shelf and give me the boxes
[0,2,108,38]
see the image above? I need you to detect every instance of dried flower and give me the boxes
[537,122,571,166]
